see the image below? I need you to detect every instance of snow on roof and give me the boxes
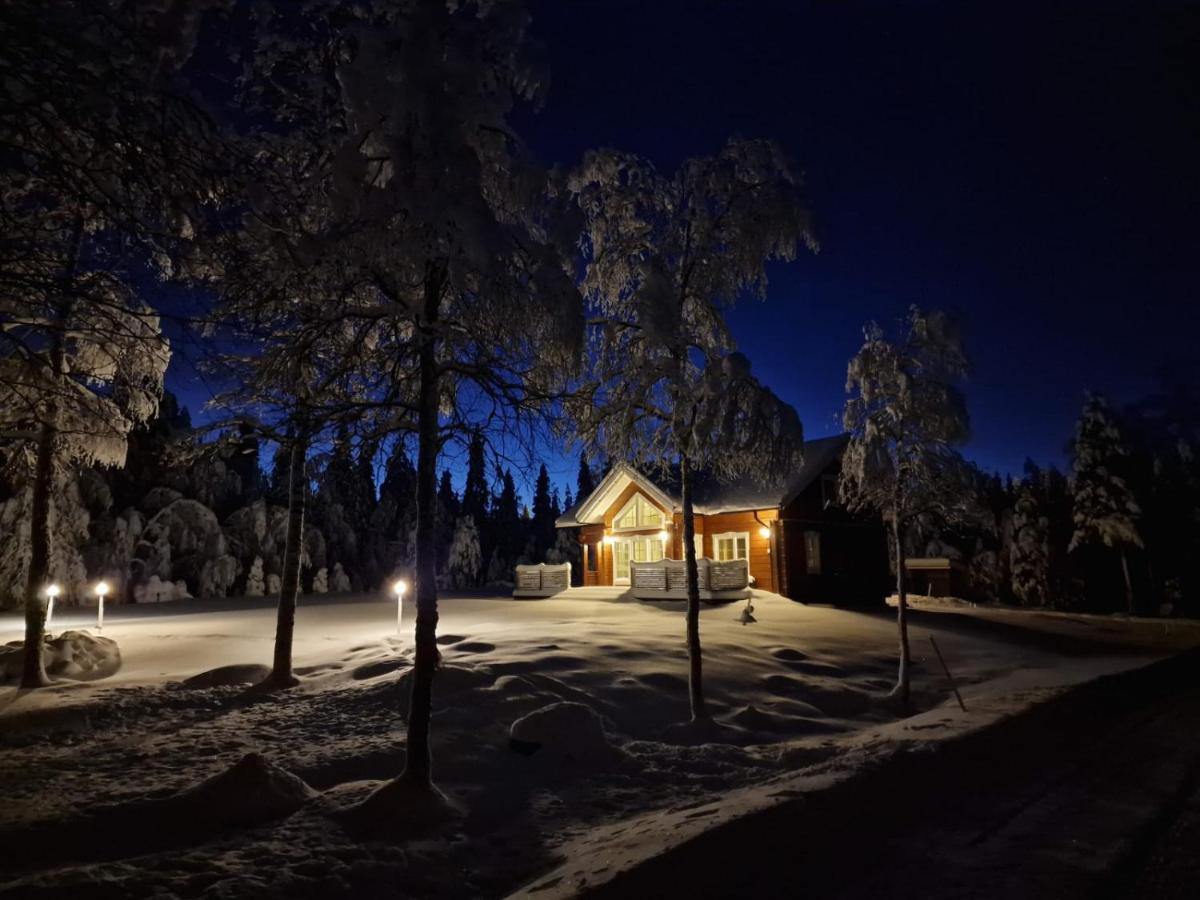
[555,434,850,527]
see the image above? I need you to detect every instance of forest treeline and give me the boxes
[1,391,595,606]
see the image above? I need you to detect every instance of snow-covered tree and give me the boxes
[446,517,483,591]
[838,307,977,707]
[245,557,266,598]
[331,562,352,594]
[240,0,583,812]
[312,567,329,594]
[567,141,811,723]
[0,2,224,688]
[1069,393,1143,614]
[1010,486,1050,607]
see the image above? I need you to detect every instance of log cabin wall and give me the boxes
[698,509,779,593]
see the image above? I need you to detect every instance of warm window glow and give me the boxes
[713,533,749,562]
[613,494,663,531]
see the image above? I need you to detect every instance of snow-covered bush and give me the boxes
[133,575,191,604]
[245,557,266,597]
[331,562,352,593]
[312,567,328,594]
[267,573,282,596]
[140,498,238,598]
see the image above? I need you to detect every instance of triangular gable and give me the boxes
[557,463,677,527]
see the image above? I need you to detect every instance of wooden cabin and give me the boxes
[555,435,889,604]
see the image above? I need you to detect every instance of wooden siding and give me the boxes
[700,509,778,593]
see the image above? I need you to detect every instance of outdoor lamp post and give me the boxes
[44,583,61,632]
[95,581,110,632]
[393,579,408,636]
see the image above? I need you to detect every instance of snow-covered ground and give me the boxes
[0,590,1188,898]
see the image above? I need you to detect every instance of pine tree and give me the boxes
[1069,393,1143,614]
[462,433,490,527]
[531,464,555,558]
[437,470,460,522]
[1010,485,1050,607]
[446,517,482,590]
[576,454,595,500]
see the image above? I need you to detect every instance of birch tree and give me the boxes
[244,0,581,815]
[0,1,222,687]
[1069,393,1143,614]
[567,142,811,723]
[838,307,976,707]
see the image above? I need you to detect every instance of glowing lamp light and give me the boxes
[602,535,616,545]
[44,583,61,632]
[95,581,110,632]
[656,530,669,543]
[758,526,771,539]
[393,579,408,636]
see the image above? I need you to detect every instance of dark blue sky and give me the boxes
[518,0,1200,477]
[170,0,1199,496]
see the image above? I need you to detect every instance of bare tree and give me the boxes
[567,142,812,723]
[838,306,976,708]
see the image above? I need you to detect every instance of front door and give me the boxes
[614,535,664,584]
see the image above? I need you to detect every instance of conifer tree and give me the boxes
[576,454,595,500]
[1069,393,1143,614]
[1010,485,1050,607]
[532,464,555,556]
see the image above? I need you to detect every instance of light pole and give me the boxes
[393,579,408,636]
[95,581,110,632]
[44,583,61,633]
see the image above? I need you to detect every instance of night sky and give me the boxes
[170,0,1200,493]
[517,0,1200,478]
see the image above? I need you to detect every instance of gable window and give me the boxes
[713,532,749,562]
[613,493,664,531]
[805,530,822,574]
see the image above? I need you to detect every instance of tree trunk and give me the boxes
[401,263,444,790]
[891,514,912,708]
[1120,548,1134,617]
[20,418,56,689]
[680,453,707,722]
[20,221,79,691]
[269,430,308,688]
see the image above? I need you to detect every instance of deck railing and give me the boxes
[629,558,749,594]
[513,562,572,597]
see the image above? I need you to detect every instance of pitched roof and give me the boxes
[555,434,850,527]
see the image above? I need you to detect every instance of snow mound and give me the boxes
[334,776,461,838]
[182,663,271,688]
[395,664,494,714]
[0,630,120,684]
[174,752,317,826]
[509,701,620,764]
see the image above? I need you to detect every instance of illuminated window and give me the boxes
[713,532,749,562]
[613,493,664,531]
